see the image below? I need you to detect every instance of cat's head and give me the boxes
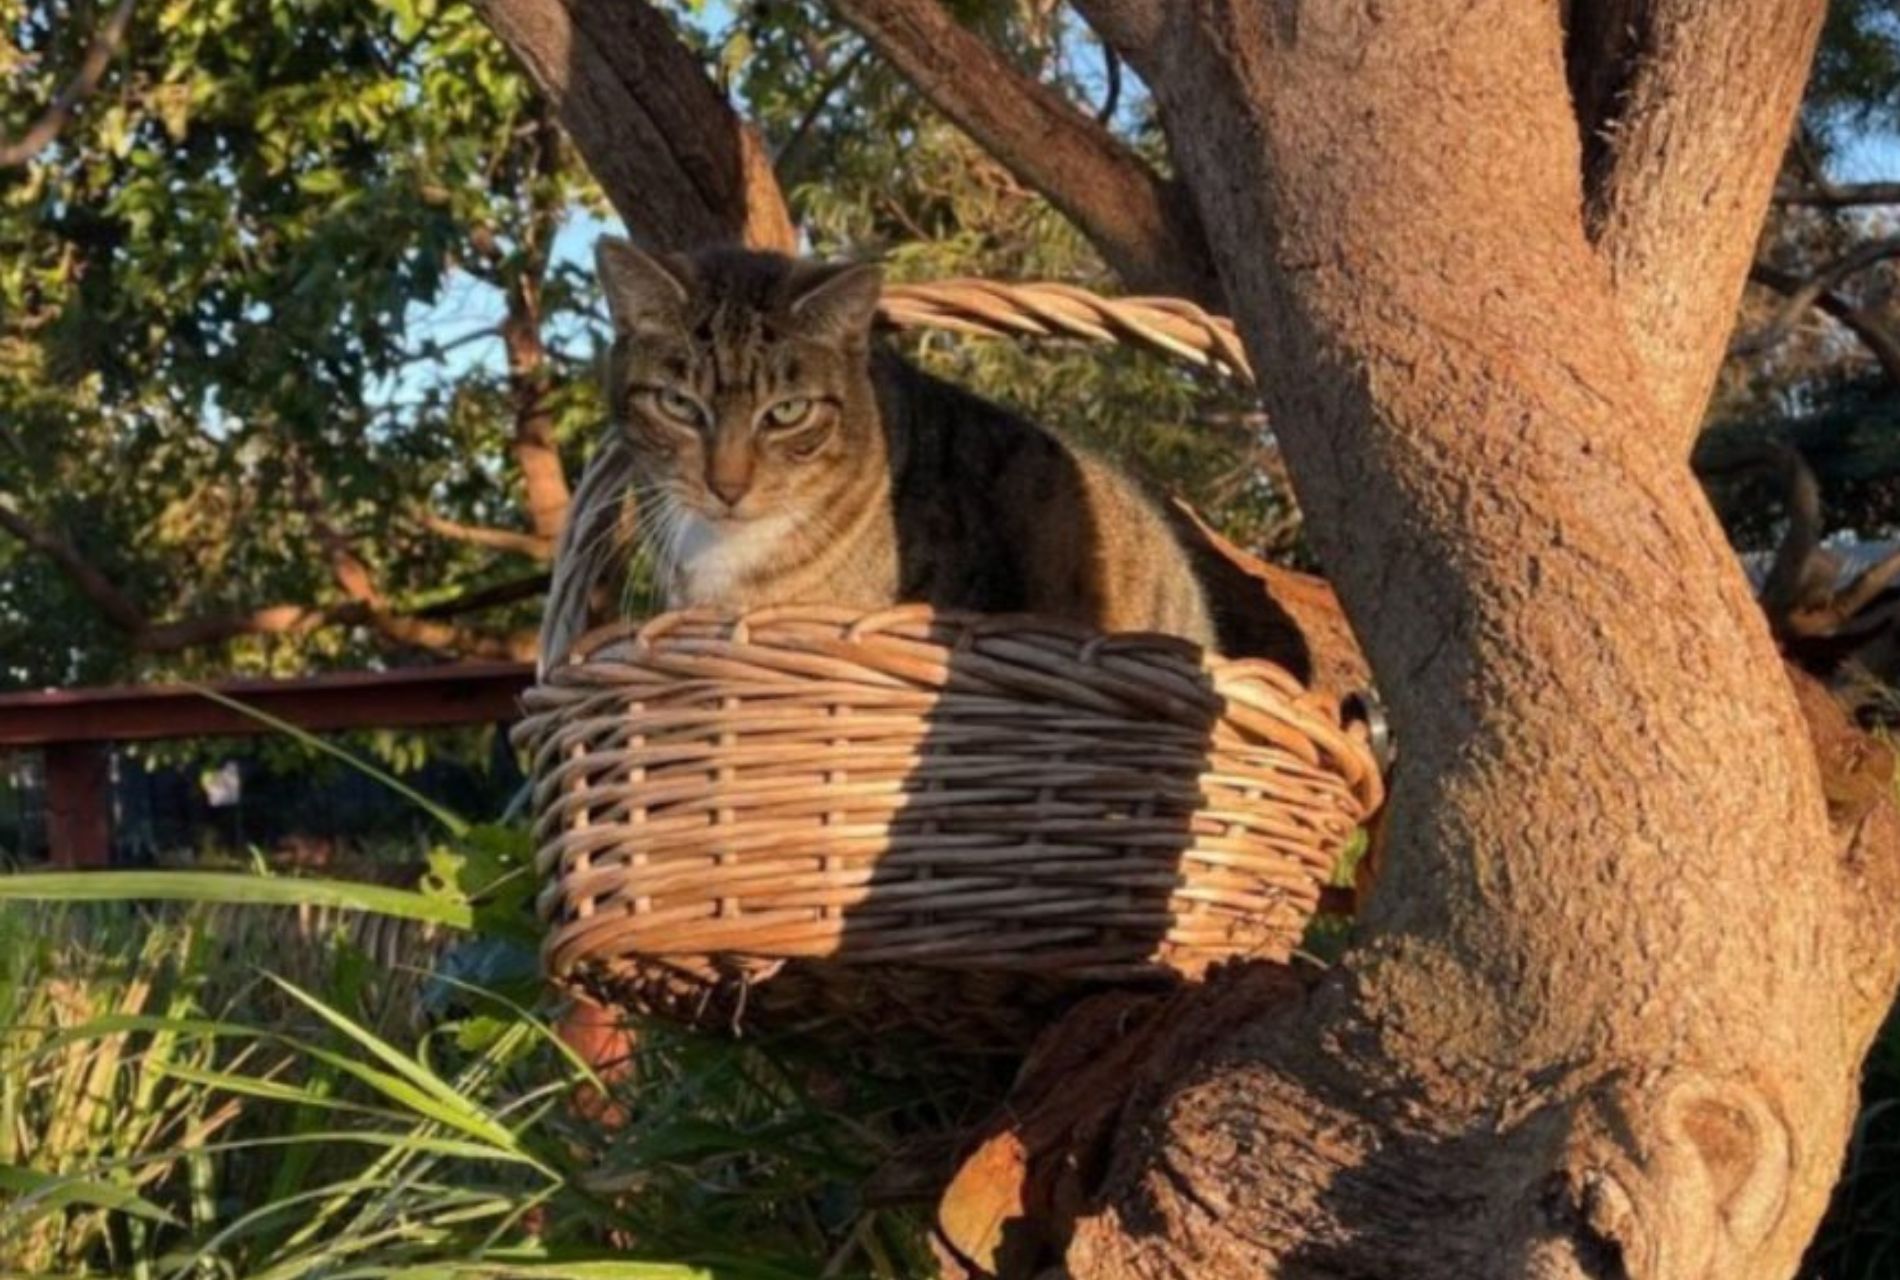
[595,239,885,532]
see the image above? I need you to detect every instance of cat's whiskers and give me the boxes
[615,488,686,621]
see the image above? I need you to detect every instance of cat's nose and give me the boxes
[706,438,754,508]
[707,473,752,507]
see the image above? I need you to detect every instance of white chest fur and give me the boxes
[668,511,798,607]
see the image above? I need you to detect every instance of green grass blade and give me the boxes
[358,1263,723,1279]
[264,977,543,1168]
[0,1162,180,1227]
[290,1044,535,1163]
[422,1254,815,1280]
[153,1062,415,1123]
[0,872,474,930]
[70,1129,551,1178]
[161,1177,485,1280]
[184,681,471,837]
[23,1012,262,1061]
[415,970,605,1093]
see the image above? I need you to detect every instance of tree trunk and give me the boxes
[503,280,568,542]
[1044,3,1900,1275]
[503,118,571,542]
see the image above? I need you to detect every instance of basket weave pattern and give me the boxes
[516,606,1381,1040]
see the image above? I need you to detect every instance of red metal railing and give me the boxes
[0,664,534,864]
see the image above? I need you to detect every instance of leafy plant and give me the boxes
[0,871,964,1278]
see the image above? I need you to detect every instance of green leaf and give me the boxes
[0,871,474,930]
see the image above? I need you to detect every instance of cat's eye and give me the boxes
[762,397,814,430]
[648,387,704,426]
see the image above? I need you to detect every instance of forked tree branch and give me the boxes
[297,472,536,660]
[1736,237,1900,356]
[472,0,795,252]
[1747,261,1900,384]
[1566,0,1828,446]
[825,0,1220,303]
[0,0,137,169]
[1070,1,1820,444]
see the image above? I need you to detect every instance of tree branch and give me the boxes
[0,0,137,169]
[1093,43,1122,126]
[418,512,554,561]
[471,0,795,252]
[0,490,536,659]
[354,609,536,661]
[1775,181,1900,208]
[772,42,869,191]
[0,494,146,632]
[271,459,532,657]
[1567,0,1827,446]
[1067,0,1163,57]
[1832,547,1900,625]
[1747,441,1831,629]
[1734,237,1900,357]
[825,0,1220,304]
[1748,262,1900,386]
[412,572,550,619]
[501,107,572,540]
[138,602,369,652]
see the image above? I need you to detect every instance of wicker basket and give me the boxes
[515,605,1382,1047]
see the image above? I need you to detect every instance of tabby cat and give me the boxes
[592,237,1215,646]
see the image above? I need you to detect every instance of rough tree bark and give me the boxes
[470,0,795,253]
[1039,2,1900,1276]
[1569,0,1825,439]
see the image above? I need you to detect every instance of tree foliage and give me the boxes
[0,0,1286,689]
[1,0,598,685]
[12,1,1900,685]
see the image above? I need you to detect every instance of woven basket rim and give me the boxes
[523,603,1384,815]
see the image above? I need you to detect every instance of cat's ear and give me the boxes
[597,236,691,335]
[789,261,883,345]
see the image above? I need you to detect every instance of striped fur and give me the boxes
[570,241,1214,652]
